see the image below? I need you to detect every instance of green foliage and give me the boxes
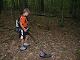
[1,0,80,19]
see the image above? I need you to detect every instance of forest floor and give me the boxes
[0,12,80,60]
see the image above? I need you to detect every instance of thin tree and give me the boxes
[19,0,28,10]
[38,0,44,15]
[59,0,64,27]
[24,0,28,8]
[72,0,77,18]
[0,0,3,13]
[40,0,44,14]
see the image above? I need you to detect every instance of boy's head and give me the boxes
[21,8,30,16]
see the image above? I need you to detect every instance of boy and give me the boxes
[19,8,30,50]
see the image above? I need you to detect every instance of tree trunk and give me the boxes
[0,0,3,13]
[41,0,44,13]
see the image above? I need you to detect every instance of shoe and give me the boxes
[39,51,52,58]
[20,45,27,51]
[23,43,30,47]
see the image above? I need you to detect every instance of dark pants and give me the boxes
[19,29,29,39]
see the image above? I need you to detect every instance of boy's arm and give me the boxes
[20,17,27,32]
[20,21,26,30]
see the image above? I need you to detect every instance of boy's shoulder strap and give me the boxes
[26,16,30,21]
[18,16,21,21]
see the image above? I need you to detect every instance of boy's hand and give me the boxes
[24,27,29,32]
[24,29,27,32]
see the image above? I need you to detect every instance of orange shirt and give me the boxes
[20,15,28,28]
